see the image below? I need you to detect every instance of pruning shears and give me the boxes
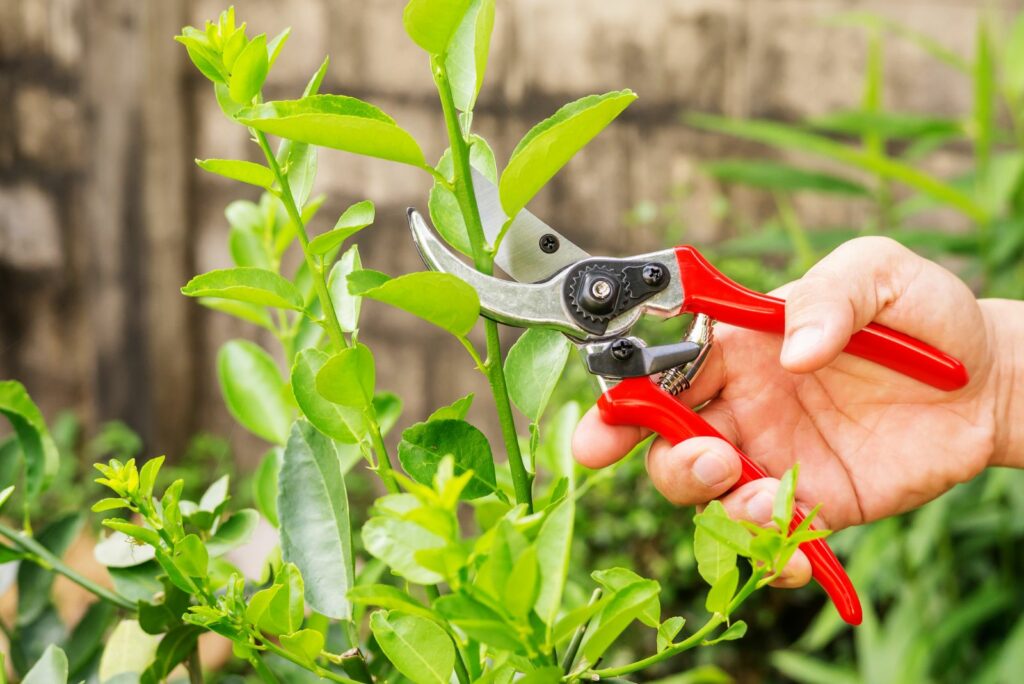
[406,170,970,626]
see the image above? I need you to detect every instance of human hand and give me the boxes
[573,237,1006,587]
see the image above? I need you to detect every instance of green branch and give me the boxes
[0,521,136,612]
[432,59,534,513]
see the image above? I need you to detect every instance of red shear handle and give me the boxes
[675,246,968,391]
[598,376,863,626]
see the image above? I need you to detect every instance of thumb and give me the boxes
[780,236,919,373]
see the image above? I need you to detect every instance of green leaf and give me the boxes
[195,158,275,189]
[398,419,497,499]
[370,610,455,684]
[704,620,747,645]
[259,563,305,636]
[1005,13,1024,98]
[172,534,208,577]
[402,0,474,55]
[140,625,201,684]
[275,59,325,209]
[347,268,391,293]
[703,160,870,196]
[362,516,446,585]
[534,496,574,627]
[217,340,294,444]
[315,343,375,409]
[693,519,736,587]
[429,136,498,256]
[770,651,861,684]
[307,200,375,255]
[175,33,227,83]
[138,455,164,500]
[0,484,14,511]
[199,298,275,331]
[695,500,752,556]
[99,620,161,682]
[279,628,325,667]
[428,393,474,421]
[349,271,479,337]
[504,328,571,422]
[500,90,637,217]
[592,567,660,627]
[94,530,156,568]
[705,566,739,615]
[253,448,282,527]
[18,514,83,626]
[23,644,68,684]
[238,95,426,167]
[581,580,660,663]
[65,600,116,674]
[182,267,304,311]
[506,545,540,619]
[773,465,798,529]
[103,520,161,548]
[292,348,363,442]
[228,33,268,104]
[279,420,355,620]
[206,509,259,556]
[374,392,403,436]
[657,616,686,652]
[433,594,523,651]
[446,0,495,112]
[0,381,59,502]
[809,110,962,140]
[348,584,440,624]
[328,245,363,333]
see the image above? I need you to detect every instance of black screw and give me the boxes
[642,263,665,287]
[610,338,635,360]
[539,233,560,254]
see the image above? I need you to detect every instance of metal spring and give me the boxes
[658,313,714,396]
[659,365,690,395]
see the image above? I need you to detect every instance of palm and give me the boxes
[707,324,995,529]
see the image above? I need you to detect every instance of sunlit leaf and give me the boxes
[217,340,293,444]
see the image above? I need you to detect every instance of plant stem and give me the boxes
[186,646,204,684]
[432,59,533,512]
[261,638,361,684]
[561,589,601,673]
[369,419,400,494]
[336,649,374,683]
[249,654,282,684]
[254,129,347,351]
[0,521,136,611]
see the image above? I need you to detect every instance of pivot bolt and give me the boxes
[590,278,613,302]
[539,233,560,254]
[642,263,665,287]
[610,338,635,360]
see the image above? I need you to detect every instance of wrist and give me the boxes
[981,299,1024,468]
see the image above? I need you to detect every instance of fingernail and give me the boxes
[693,451,730,487]
[782,325,822,366]
[747,491,775,523]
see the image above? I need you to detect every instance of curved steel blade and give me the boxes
[471,169,590,283]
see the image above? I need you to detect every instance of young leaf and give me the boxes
[279,628,325,667]
[307,200,375,255]
[206,509,259,556]
[228,33,268,104]
[592,567,660,627]
[446,0,495,112]
[500,90,637,217]
[348,584,441,624]
[23,644,68,684]
[292,348,363,442]
[402,0,474,55]
[259,563,305,635]
[182,267,304,311]
[657,616,686,652]
[433,594,523,651]
[581,580,661,663]
[139,625,201,684]
[267,28,291,67]
[705,566,739,615]
[280,417,356,618]
[349,271,479,337]
[172,535,208,577]
[693,520,737,587]
[704,620,747,645]
[199,474,229,515]
[93,531,157,568]
[175,32,227,83]
[702,160,869,196]
[369,611,456,684]
[199,298,275,330]
[504,328,571,422]
[428,136,497,256]
[252,447,282,527]
[279,420,355,620]
[505,545,540,619]
[0,381,59,502]
[773,465,799,529]
[98,620,161,682]
[427,393,474,421]
[534,496,574,627]
[237,95,426,167]
[315,343,375,409]
[328,245,363,333]
[362,516,446,585]
[398,419,497,499]
[217,340,294,445]
[695,500,752,556]
[195,158,275,189]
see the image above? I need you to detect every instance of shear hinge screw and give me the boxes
[642,263,665,287]
[610,338,634,360]
[590,278,613,302]
[539,233,560,254]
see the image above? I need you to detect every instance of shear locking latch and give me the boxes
[585,338,703,378]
